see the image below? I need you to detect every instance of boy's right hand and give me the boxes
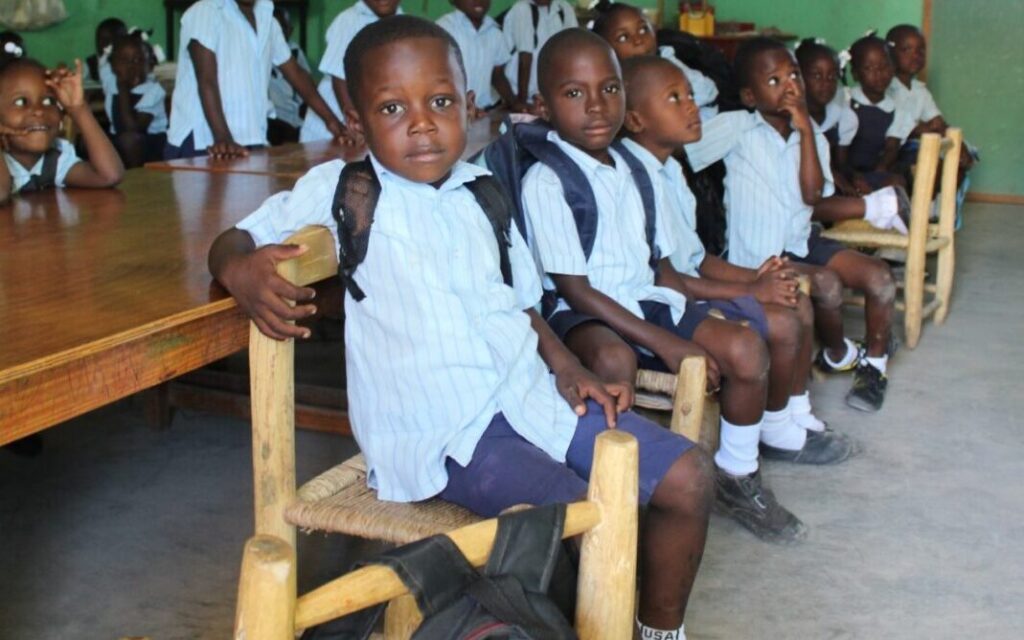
[751,267,800,307]
[659,339,721,392]
[208,139,249,159]
[219,244,318,340]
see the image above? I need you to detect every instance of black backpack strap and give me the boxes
[530,2,540,50]
[330,160,381,302]
[19,146,62,193]
[464,175,515,289]
[611,140,661,269]
[484,503,567,592]
[368,535,480,618]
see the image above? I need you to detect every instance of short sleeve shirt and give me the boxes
[5,138,80,193]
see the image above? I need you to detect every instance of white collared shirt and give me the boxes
[437,11,512,109]
[301,1,403,142]
[837,85,916,146]
[502,0,578,101]
[658,46,719,121]
[620,138,705,277]
[522,130,687,323]
[886,77,942,125]
[5,138,80,193]
[167,0,292,149]
[105,78,168,135]
[236,157,577,502]
[686,110,835,268]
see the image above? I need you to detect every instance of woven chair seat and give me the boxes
[285,454,480,545]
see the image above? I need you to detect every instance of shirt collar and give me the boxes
[453,10,498,33]
[368,153,490,195]
[356,0,402,18]
[619,137,666,174]
[546,130,629,180]
[851,85,896,112]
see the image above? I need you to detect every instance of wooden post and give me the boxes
[575,430,639,640]
[671,356,706,443]
[234,535,297,640]
[903,133,941,349]
[934,129,962,324]
[384,595,423,639]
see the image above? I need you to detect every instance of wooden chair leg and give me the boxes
[576,431,639,640]
[234,535,296,640]
[670,356,706,442]
[934,236,955,324]
[384,595,422,639]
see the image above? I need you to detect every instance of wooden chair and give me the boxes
[821,128,963,348]
[243,225,707,636]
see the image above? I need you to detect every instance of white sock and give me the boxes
[789,392,826,432]
[864,354,888,374]
[714,418,761,476]
[759,406,807,450]
[824,337,860,369]
[638,618,685,640]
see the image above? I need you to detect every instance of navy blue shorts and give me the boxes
[438,401,693,517]
[784,225,846,267]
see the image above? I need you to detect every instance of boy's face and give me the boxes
[627,65,701,147]
[602,8,656,60]
[452,0,490,23]
[802,54,838,108]
[853,44,894,97]
[364,0,401,18]
[537,43,625,160]
[741,48,804,119]
[111,42,150,88]
[0,66,61,154]
[890,31,925,77]
[346,37,468,186]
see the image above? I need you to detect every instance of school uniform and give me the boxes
[686,110,838,269]
[658,46,719,121]
[437,10,512,110]
[166,0,292,154]
[886,77,941,126]
[107,78,169,162]
[236,157,690,511]
[269,43,311,129]
[836,86,915,188]
[4,138,80,193]
[300,1,402,142]
[501,0,577,102]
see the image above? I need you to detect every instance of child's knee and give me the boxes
[654,447,714,515]
[811,269,844,309]
[589,339,637,383]
[721,326,770,383]
[796,293,815,328]
[865,263,897,305]
[765,306,802,349]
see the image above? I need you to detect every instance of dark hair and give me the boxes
[733,36,788,88]
[111,32,150,61]
[621,55,679,109]
[849,33,889,70]
[795,38,836,69]
[885,24,921,47]
[590,2,645,40]
[343,15,465,109]
[0,56,46,84]
[96,17,127,37]
[537,28,617,99]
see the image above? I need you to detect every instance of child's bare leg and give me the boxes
[563,322,637,385]
[762,304,802,411]
[691,318,768,425]
[791,294,815,394]
[639,447,714,628]
[814,195,866,224]
[789,263,846,359]
[825,250,896,358]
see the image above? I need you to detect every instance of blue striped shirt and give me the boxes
[658,46,719,121]
[686,110,835,268]
[502,0,578,101]
[236,158,577,502]
[522,131,687,322]
[437,11,512,109]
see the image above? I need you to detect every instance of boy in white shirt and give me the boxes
[501,0,577,108]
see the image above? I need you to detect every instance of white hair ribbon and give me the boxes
[3,42,23,57]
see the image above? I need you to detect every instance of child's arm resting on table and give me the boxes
[278,57,354,146]
[48,60,124,187]
[188,40,248,159]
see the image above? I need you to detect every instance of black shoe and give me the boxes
[3,433,43,457]
[813,341,862,374]
[846,361,888,412]
[760,428,855,465]
[714,468,807,543]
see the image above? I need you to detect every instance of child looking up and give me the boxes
[523,30,851,553]
[591,2,719,120]
[208,16,712,640]
[437,0,523,113]
[501,0,577,109]
[107,34,168,167]
[167,0,348,159]
[300,0,401,143]
[687,38,899,412]
[0,58,123,202]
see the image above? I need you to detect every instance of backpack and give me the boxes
[18,145,62,193]
[475,119,660,316]
[300,503,578,640]
[330,159,518,302]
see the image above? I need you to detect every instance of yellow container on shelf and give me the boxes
[679,2,714,36]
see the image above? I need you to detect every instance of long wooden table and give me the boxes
[0,170,295,444]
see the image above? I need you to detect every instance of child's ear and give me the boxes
[465,89,477,114]
[739,87,756,109]
[622,109,644,134]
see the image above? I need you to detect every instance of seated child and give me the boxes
[686,37,899,412]
[522,29,852,547]
[501,0,577,108]
[267,6,312,144]
[85,17,126,88]
[167,0,348,159]
[0,58,124,202]
[591,2,719,120]
[300,0,401,143]
[437,0,523,113]
[0,31,24,65]
[107,33,168,167]
[834,33,915,193]
[209,17,713,640]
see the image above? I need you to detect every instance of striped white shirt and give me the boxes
[301,1,403,142]
[167,0,292,149]
[658,46,719,121]
[437,11,512,109]
[269,44,311,128]
[886,77,942,125]
[621,138,705,277]
[522,130,687,322]
[105,78,168,135]
[236,157,577,502]
[686,110,835,268]
[837,85,916,146]
[5,138,80,193]
[502,0,578,101]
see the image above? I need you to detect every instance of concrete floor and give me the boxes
[2,202,1022,640]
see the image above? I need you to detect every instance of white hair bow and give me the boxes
[3,41,23,57]
[128,26,167,64]
[837,48,852,71]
